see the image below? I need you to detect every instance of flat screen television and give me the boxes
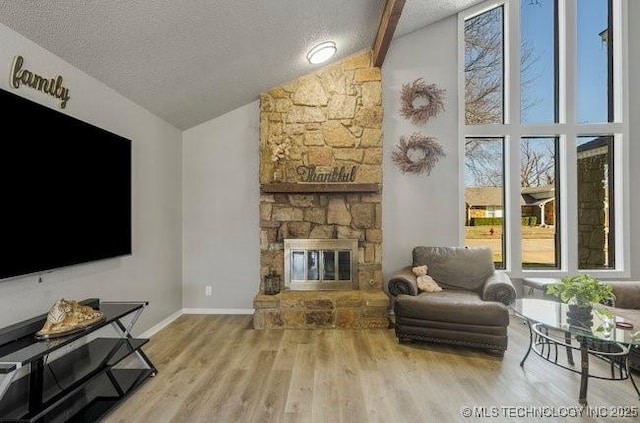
[0,88,132,280]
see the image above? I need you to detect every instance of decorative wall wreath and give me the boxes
[400,78,445,125]
[392,133,446,175]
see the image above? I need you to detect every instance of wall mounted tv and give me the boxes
[0,88,132,280]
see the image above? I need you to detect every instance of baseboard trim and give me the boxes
[183,308,254,315]
[139,309,184,339]
[138,308,254,338]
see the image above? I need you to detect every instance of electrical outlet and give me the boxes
[205,285,212,296]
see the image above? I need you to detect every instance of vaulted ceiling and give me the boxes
[0,0,482,129]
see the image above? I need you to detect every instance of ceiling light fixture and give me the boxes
[307,41,337,64]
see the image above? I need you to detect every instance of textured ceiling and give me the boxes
[398,0,484,38]
[0,0,483,130]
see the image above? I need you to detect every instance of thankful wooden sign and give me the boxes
[296,165,358,183]
[10,55,71,108]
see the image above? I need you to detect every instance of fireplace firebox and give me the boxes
[284,239,358,291]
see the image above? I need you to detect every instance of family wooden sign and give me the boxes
[10,55,71,109]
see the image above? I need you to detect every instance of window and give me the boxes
[464,6,504,125]
[577,0,613,123]
[521,0,557,123]
[465,137,506,268]
[577,135,615,269]
[521,137,560,269]
[460,0,628,276]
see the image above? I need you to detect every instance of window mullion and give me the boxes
[612,0,627,123]
[505,134,521,275]
[563,0,579,274]
[557,0,568,124]
[505,0,521,275]
[616,0,631,275]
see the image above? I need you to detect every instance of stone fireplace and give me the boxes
[253,50,389,329]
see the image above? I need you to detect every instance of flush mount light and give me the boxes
[307,41,337,64]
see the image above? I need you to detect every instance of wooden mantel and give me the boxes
[260,183,380,194]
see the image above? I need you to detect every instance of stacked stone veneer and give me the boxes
[254,50,389,329]
[577,152,612,268]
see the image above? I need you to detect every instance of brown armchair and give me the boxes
[386,246,517,356]
[605,282,640,372]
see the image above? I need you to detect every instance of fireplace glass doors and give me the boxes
[284,239,358,290]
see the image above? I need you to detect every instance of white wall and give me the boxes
[0,24,183,333]
[382,16,461,279]
[627,1,640,280]
[182,102,260,310]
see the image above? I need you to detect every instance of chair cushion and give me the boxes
[412,246,494,292]
[394,291,509,326]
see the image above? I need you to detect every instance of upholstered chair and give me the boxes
[386,246,517,356]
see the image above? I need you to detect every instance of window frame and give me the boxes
[458,0,630,279]
[520,136,562,270]
[464,136,507,269]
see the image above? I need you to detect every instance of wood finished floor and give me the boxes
[104,314,640,423]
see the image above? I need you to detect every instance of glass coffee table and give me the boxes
[513,298,640,404]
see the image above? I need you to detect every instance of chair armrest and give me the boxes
[607,282,640,310]
[481,271,516,305]
[387,266,418,297]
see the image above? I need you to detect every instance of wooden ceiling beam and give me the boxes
[371,0,406,68]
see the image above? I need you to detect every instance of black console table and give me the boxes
[0,300,156,422]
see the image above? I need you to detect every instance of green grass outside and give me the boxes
[465,225,557,266]
[465,225,556,239]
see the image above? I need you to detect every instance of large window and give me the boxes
[521,0,558,123]
[465,137,506,268]
[521,137,560,269]
[577,0,613,123]
[577,136,615,269]
[460,0,628,277]
[464,6,504,125]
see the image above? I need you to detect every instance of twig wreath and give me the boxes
[400,78,445,125]
[392,133,446,175]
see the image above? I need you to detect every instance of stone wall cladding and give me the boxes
[259,193,383,293]
[259,50,382,186]
[577,154,610,268]
[256,50,388,329]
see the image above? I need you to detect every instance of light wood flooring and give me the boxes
[104,314,640,423]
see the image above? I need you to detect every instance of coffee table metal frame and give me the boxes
[513,298,640,404]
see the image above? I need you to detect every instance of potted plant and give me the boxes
[546,274,615,328]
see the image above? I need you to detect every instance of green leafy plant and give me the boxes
[545,274,614,307]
